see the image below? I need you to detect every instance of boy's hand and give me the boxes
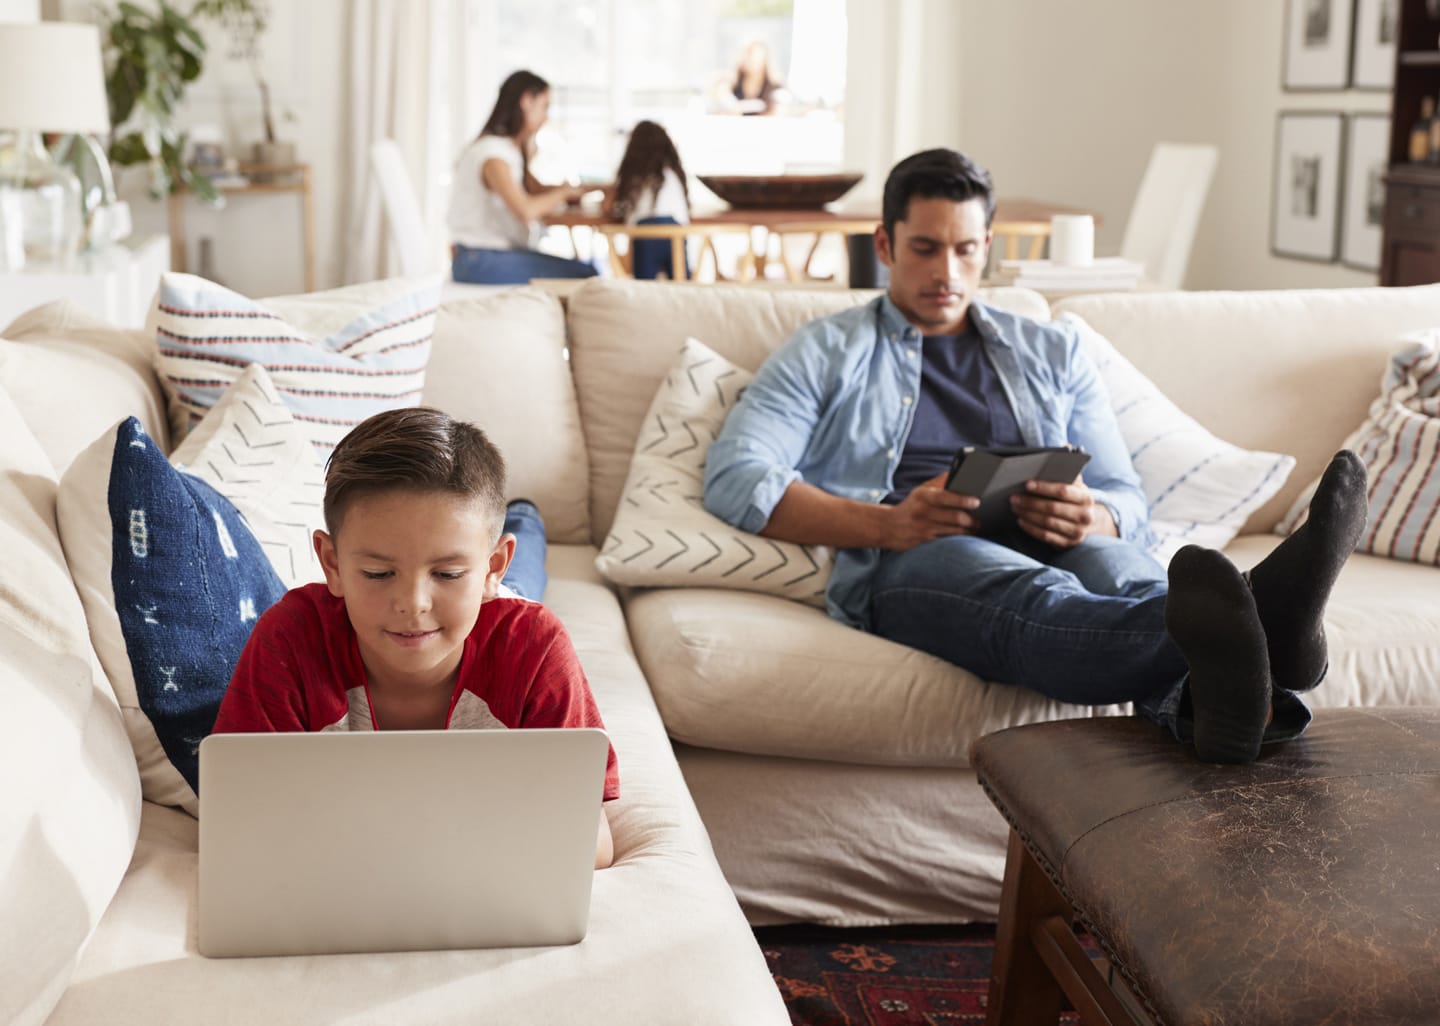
[1010,477,1116,548]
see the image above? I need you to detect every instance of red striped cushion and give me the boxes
[1278,336,1440,564]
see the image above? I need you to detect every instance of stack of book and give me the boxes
[988,257,1144,292]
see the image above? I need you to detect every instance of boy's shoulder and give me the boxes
[473,595,571,647]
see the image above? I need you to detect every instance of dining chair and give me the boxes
[369,139,501,296]
[769,218,882,282]
[1119,142,1218,290]
[597,222,756,282]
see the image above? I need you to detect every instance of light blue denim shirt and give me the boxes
[703,294,1154,629]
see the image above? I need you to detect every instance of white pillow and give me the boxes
[154,272,439,453]
[1277,334,1440,565]
[0,384,139,1026]
[55,367,315,815]
[595,338,833,606]
[1059,312,1296,564]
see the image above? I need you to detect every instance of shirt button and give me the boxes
[908,349,917,359]
[888,333,897,342]
[901,395,913,405]
[886,448,895,459]
[870,489,881,499]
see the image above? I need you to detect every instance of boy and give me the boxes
[214,407,618,868]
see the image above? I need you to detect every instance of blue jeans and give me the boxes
[500,500,548,601]
[452,244,597,285]
[869,533,1311,742]
[631,216,690,280]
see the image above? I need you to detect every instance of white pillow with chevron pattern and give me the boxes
[596,337,833,606]
[170,362,327,588]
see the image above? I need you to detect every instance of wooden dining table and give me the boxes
[548,198,1101,285]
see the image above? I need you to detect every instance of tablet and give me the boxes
[943,445,1092,534]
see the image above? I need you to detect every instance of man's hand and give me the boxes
[1010,477,1117,548]
[884,473,982,551]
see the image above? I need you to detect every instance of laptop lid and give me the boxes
[197,727,609,958]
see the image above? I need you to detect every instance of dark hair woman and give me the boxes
[446,70,597,284]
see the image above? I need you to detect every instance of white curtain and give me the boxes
[338,0,442,284]
[842,0,964,204]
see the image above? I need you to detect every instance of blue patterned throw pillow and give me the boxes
[58,416,287,814]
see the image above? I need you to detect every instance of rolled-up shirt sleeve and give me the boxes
[704,328,830,533]
[1059,323,1152,545]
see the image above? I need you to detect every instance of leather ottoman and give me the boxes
[971,708,1440,1026]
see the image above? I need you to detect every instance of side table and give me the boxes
[0,234,169,331]
[167,163,315,292]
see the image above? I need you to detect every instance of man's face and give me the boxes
[314,490,511,695]
[875,195,991,335]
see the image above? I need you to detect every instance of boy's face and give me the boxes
[314,490,514,695]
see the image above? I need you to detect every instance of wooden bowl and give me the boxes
[697,172,864,210]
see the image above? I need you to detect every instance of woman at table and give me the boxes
[447,70,597,284]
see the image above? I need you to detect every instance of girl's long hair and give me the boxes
[479,70,549,140]
[612,120,689,221]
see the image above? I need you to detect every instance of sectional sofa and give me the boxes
[6,276,1440,1025]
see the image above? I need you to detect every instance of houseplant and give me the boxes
[100,0,263,202]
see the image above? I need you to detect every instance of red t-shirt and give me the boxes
[215,583,619,801]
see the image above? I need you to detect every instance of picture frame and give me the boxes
[1283,0,1355,90]
[1340,113,1390,271]
[1351,0,1400,90]
[1271,112,1345,262]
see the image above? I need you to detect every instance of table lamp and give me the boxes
[0,22,111,271]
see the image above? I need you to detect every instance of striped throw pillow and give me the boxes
[1278,336,1440,564]
[1059,312,1296,565]
[155,273,439,454]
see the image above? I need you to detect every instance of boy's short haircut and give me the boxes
[323,407,507,538]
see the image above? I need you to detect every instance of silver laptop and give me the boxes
[197,728,609,958]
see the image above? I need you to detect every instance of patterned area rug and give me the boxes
[755,923,1082,1026]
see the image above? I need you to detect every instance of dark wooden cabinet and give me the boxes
[1382,0,1440,285]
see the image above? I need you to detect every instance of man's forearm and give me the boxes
[758,480,892,549]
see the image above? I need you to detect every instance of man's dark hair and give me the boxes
[323,407,507,539]
[881,148,996,240]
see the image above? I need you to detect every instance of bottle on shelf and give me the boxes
[1412,95,1436,163]
[1429,92,1440,163]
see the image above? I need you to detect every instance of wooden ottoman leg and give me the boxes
[988,830,1069,1025]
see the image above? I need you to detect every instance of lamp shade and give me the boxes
[0,22,109,134]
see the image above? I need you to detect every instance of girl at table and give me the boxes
[447,70,597,284]
[608,120,691,280]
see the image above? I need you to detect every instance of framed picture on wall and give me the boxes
[1340,114,1390,270]
[1271,112,1345,262]
[1283,0,1355,89]
[1352,0,1400,90]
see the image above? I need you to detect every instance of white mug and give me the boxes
[1049,214,1094,267]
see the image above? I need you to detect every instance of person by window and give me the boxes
[447,70,597,284]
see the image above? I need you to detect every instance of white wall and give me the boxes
[957,0,1389,291]
[0,0,39,21]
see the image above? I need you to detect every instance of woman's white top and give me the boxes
[447,135,538,250]
[623,167,690,226]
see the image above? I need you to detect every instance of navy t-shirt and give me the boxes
[886,326,1023,502]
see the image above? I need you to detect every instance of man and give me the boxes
[703,147,1367,763]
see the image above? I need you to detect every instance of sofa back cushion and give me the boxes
[566,280,1050,543]
[0,385,141,1026]
[420,289,591,545]
[1053,284,1440,533]
[0,301,169,473]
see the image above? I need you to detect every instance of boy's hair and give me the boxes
[881,148,996,241]
[612,120,689,222]
[323,407,507,539]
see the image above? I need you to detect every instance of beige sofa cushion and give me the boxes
[45,546,789,1026]
[421,288,591,544]
[1053,284,1440,532]
[566,279,1051,543]
[0,301,169,473]
[623,586,1128,767]
[0,386,141,1026]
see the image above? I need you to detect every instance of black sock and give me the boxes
[1247,450,1368,693]
[1166,545,1271,764]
